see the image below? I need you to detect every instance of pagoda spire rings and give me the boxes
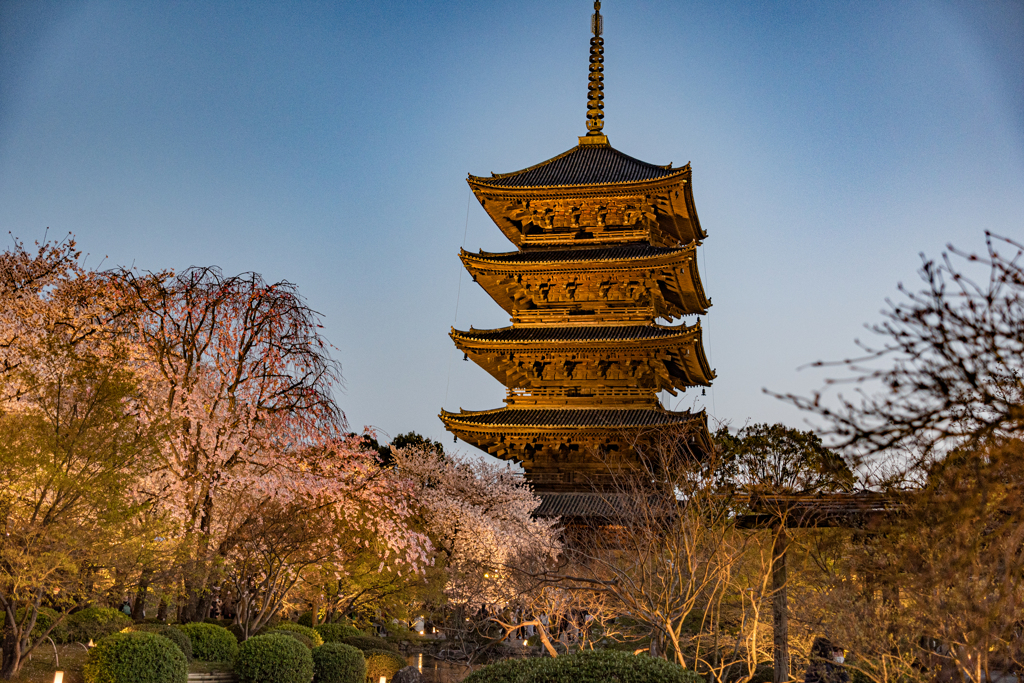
[441,1,715,494]
[586,1,605,136]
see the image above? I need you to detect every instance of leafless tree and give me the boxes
[549,425,746,670]
[779,232,1024,466]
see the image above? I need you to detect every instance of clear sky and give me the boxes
[2,0,1022,455]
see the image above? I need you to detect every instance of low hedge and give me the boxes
[83,631,187,683]
[176,622,238,662]
[234,632,314,683]
[67,606,134,644]
[274,622,324,647]
[314,621,363,643]
[364,648,406,682]
[338,634,398,654]
[312,642,366,683]
[123,624,193,661]
[464,650,703,683]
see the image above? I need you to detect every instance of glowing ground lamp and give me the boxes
[53,673,64,683]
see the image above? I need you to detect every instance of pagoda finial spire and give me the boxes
[585,1,605,138]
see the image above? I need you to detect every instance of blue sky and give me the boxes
[2,0,1022,454]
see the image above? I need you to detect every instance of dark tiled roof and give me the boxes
[444,408,696,428]
[455,325,692,343]
[468,245,685,264]
[535,492,626,518]
[471,145,681,188]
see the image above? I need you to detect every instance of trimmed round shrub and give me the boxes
[339,634,398,654]
[67,606,133,644]
[234,632,314,683]
[271,629,315,649]
[83,631,187,683]
[176,622,238,662]
[297,611,313,627]
[463,658,540,683]
[314,621,363,643]
[364,649,406,682]
[274,622,324,647]
[312,642,366,683]
[123,625,192,661]
[465,649,703,683]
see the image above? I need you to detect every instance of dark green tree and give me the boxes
[373,431,444,468]
[716,423,853,683]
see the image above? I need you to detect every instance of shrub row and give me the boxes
[85,623,381,683]
[464,649,704,683]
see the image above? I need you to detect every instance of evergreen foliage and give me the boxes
[314,621,363,643]
[82,631,187,683]
[234,632,314,683]
[363,649,406,682]
[67,607,134,644]
[312,642,367,683]
[464,650,703,683]
[123,624,193,661]
[176,622,238,662]
[273,622,324,647]
[338,634,399,654]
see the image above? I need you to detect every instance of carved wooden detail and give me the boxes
[442,142,713,491]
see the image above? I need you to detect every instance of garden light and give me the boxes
[53,673,63,683]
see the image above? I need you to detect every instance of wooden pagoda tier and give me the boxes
[442,137,715,489]
[460,243,710,325]
[439,405,710,490]
[466,139,703,250]
[450,323,714,402]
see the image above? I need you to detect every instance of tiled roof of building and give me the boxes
[454,325,693,343]
[443,407,697,428]
[469,144,683,188]
[535,492,626,518]
[467,245,686,264]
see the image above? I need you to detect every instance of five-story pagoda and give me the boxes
[441,1,714,493]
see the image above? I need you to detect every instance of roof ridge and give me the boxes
[467,144,681,188]
[465,244,689,261]
[452,322,700,342]
[477,145,584,181]
[447,405,698,415]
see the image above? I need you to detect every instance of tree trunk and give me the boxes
[772,526,790,683]
[0,629,23,680]
[157,596,169,622]
[132,571,151,621]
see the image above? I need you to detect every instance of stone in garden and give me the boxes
[392,665,423,683]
